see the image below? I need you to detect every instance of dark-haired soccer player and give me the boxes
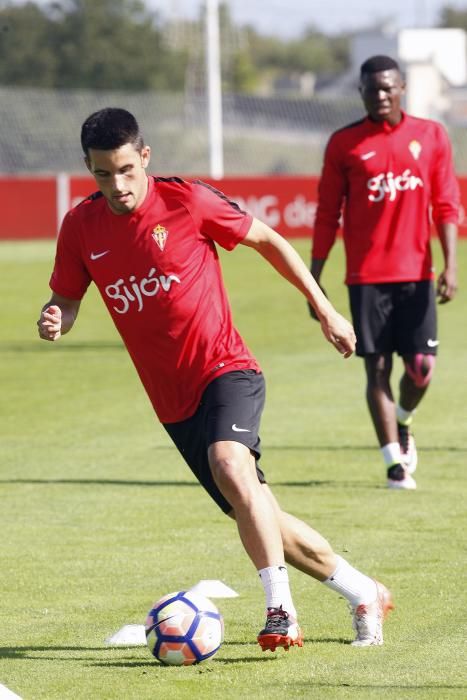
[311,55,459,490]
[38,107,393,650]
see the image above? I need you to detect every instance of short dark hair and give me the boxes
[80,107,144,155]
[360,55,400,78]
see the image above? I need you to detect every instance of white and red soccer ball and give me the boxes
[145,590,224,666]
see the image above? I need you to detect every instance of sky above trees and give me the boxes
[152,0,467,38]
[9,0,467,37]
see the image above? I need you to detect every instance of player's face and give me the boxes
[359,69,405,125]
[86,143,151,215]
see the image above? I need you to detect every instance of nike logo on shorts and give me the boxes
[90,250,110,260]
[427,339,439,347]
[232,424,251,433]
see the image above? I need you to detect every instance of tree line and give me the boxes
[0,0,465,92]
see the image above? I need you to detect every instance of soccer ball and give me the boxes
[145,590,224,666]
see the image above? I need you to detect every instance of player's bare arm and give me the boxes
[37,293,81,341]
[436,222,458,303]
[242,218,356,358]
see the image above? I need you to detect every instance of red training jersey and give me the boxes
[49,176,260,423]
[312,112,459,284]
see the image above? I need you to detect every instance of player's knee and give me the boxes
[210,455,237,486]
[403,353,435,388]
[210,454,250,502]
[365,354,392,385]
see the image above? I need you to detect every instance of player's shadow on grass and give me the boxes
[1,341,125,352]
[0,646,162,666]
[89,660,169,667]
[0,645,281,667]
[292,683,467,691]
[90,656,276,667]
[0,477,351,489]
[0,645,108,658]
[0,478,204,488]
[268,444,467,453]
[273,480,365,488]
[0,477,419,490]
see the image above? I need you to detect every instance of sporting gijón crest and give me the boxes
[152,224,168,251]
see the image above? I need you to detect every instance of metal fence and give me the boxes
[1,86,467,175]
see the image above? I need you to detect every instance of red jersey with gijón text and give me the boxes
[49,176,260,423]
[312,112,459,284]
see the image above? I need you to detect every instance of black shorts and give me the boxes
[348,281,437,357]
[163,370,267,514]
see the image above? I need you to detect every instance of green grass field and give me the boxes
[0,238,466,699]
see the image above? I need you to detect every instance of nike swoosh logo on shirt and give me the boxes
[361,151,376,161]
[232,424,251,433]
[90,250,110,260]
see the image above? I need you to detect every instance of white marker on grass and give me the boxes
[105,579,239,646]
[0,684,22,700]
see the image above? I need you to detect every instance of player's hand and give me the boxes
[437,268,457,304]
[320,311,356,358]
[37,305,62,341]
[308,285,328,321]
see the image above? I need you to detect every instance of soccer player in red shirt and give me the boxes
[311,55,459,490]
[38,107,394,649]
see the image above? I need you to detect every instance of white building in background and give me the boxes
[350,26,467,120]
[399,28,466,119]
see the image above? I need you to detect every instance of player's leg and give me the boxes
[399,358,432,411]
[364,352,397,446]
[348,284,413,488]
[365,354,417,489]
[165,370,302,651]
[230,483,394,647]
[395,281,438,475]
[396,356,433,473]
[208,440,284,569]
[210,439,303,651]
[203,370,303,651]
[203,371,286,570]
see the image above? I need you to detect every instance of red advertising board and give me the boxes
[1,177,57,239]
[202,176,319,237]
[1,174,467,239]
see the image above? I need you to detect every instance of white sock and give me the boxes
[397,404,415,425]
[323,555,377,607]
[258,565,297,619]
[381,442,401,466]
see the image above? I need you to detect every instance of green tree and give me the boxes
[50,0,186,90]
[0,2,59,86]
[438,6,467,31]
[285,31,348,74]
[231,50,258,92]
[238,25,349,93]
[0,0,187,89]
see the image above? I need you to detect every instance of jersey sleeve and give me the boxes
[189,180,253,250]
[312,134,346,259]
[430,124,460,225]
[49,210,92,300]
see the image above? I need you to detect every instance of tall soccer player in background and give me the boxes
[38,107,394,650]
[310,55,459,490]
